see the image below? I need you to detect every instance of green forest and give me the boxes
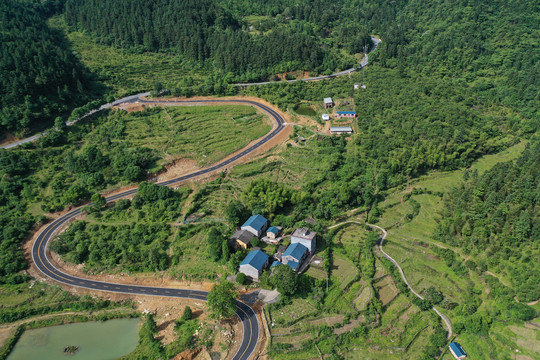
[436,140,539,302]
[0,0,93,133]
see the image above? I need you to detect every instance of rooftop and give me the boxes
[337,111,356,114]
[241,214,268,232]
[283,242,308,260]
[267,226,281,234]
[231,229,254,245]
[330,126,353,132]
[291,227,316,241]
[449,342,466,358]
[287,260,299,271]
[323,97,333,103]
[240,250,269,271]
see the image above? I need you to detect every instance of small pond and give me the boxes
[293,104,317,116]
[8,318,139,360]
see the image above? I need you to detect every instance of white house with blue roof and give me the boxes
[241,214,269,238]
[239,250,270,280]
[282,243,309,272]
[449,342,467,359]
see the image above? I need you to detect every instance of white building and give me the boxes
[322,114,330,121]
[291,227,317,253]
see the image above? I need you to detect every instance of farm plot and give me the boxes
[375,275,400,306]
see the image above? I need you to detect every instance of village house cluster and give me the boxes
[233,215,316,280]
[321,97,354,135]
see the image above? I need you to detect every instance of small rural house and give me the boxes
[230,229,255,249]
[336,111,357,119]
[321,113,330,121]
[282,243,309,271]
[354,83,366,89]
[323,97,334,109]
[330,126,353,135]
[273,245,287,262]
[291,227,317,253]
[241,214,269,238]
[448,342,467,360]
[266,226,282,240]
[239,250,270,280]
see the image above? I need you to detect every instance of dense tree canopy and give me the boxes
[436,140,540,302]
[0,0,91,133]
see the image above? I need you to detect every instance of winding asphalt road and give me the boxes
[328,221,453,339]
[32,97,287,360]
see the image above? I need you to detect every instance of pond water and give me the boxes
[293,104,317,116]
[8,318,140,360]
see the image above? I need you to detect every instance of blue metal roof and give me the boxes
[287,260,299,271]
[283,243,308,261]
[337,111,356,114]
[449,342,466,358]
[242,215,268,232]
[271,260,283,268]
[240,250,269,271]
[267,226,280,234]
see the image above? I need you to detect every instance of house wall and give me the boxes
[241,223,268,237]
[282,252,307,265]
[291,236,316,253]
[236,240,248,249]
[239,264,261,280]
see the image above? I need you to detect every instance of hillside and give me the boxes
[0,0,91,134]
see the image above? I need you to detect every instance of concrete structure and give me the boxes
[354,83,366,89]
[330,126,353,135]
[241,214,269,237]
[449,342,467,360]
[239,250,270,280]
[291,227,317,253]
[273,245,287,262]
[282,243,308,271]
[323,97,334,109]
[321,113,330,121]
[266,226,282,240]
[336,111,357,119]
[231,229,255,249]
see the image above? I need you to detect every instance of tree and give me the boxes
[91,193,106,211]
[236,272,247,285]
[250,237,260,247]
[54,116,67,131]
[207,280,237,319]
[271,264,298,296]
[225,200,249,226]
[181,306,193,321]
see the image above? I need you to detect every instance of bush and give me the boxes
[236,273,247,285]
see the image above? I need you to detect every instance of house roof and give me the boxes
[323,97,333,103]
[240,250,269,271]
[449,342,466,358]
[271,260,283,268]
[322,114,330,119]
[287,260,299,271]
[330,126,353,132]
[267,226,281,234]
[337,111,356,114]
[231,229,254,245]
[292,227,316,241]
[283,243,308,261]
[242,214,268,232]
